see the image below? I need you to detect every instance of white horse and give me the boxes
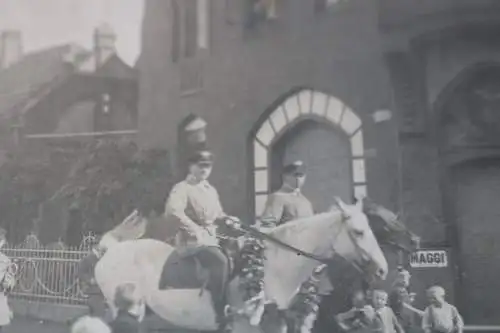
[93,198,388,332]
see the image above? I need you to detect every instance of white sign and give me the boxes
[409,250,448,268]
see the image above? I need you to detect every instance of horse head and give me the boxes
[329,197,388,282]
[361,197,420,253]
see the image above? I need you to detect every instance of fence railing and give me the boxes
[2,233,99,306]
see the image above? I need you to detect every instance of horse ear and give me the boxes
[334,197,348,212]
[123,210,139,225]
[355,197,364,211]
[353,193,370,214]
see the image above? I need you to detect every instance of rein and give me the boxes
[230,214,349,266]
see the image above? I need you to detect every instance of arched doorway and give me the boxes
[437,64,500,325]
[271,119,352,212]
[251,89,367,333]
[251,89,366,217]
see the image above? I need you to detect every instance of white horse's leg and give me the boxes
[233,317,264,333]
[232,307,287,333]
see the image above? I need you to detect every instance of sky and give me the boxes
[0,0,144,66]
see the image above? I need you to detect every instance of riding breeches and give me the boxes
[195,247,229,313]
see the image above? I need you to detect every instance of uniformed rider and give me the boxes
[260,160,334,301]
[260,160,314,227]
[165,150,232,331]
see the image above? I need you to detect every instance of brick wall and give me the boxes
[138,0,399,221]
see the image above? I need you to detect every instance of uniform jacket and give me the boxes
[165,175,225,252]
[261,185,314,226]
[260,184,334,294]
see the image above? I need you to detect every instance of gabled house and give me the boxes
[0,24,138,158]
[0,24,138,244]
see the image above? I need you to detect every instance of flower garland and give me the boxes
[238,236,266,303]
[236,235,268,326]
[288,264,327,333]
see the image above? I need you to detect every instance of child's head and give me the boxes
[427,286,445,306]
[372,289,388,309]
[71,316,110,333]
[114,282,141,312]
[392,286,409,305]
[393,267,411,288]
[351,290,366,308]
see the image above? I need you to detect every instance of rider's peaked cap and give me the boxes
[188,150,214,165]
[283,160,306,175]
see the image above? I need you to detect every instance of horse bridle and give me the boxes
[227,209,359,267]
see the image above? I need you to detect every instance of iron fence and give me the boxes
[2,233,99,305]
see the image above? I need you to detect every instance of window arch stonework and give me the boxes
[251,90,366,216]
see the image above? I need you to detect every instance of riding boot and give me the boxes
[195,248,230,333]
[212,287,231,333]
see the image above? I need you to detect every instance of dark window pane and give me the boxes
[171,0,180,62]
[184,0,198,58]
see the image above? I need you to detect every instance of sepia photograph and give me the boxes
[0,1,496,333]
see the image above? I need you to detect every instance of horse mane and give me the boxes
[268,208,343,241]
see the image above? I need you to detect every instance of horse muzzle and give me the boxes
[359,256,387,282]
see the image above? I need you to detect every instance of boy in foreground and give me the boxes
[422,286,463,333]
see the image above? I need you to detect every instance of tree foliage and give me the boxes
[52,139,173,234]
[0,139,173,243]
[0,153,51,243]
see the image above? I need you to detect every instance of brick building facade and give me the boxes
[138,0,500,326]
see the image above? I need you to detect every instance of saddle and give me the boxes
[158,246,235,291]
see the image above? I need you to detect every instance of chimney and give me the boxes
[0,30,23,69]
[93,23,116,68]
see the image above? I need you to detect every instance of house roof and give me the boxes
[0,43,91,119]
[92,54,138,80]
[0,43,135,120]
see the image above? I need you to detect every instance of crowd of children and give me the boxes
[335,269,464,333]
[67,266,464,333]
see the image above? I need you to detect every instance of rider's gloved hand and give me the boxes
[223,216,242,229]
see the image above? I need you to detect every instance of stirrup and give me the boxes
[224,305,232,317]
[219,307,233,333]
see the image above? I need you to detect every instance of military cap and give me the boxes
[185,117,207,132]
[188,150,214,165]
[283,160,306,176]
